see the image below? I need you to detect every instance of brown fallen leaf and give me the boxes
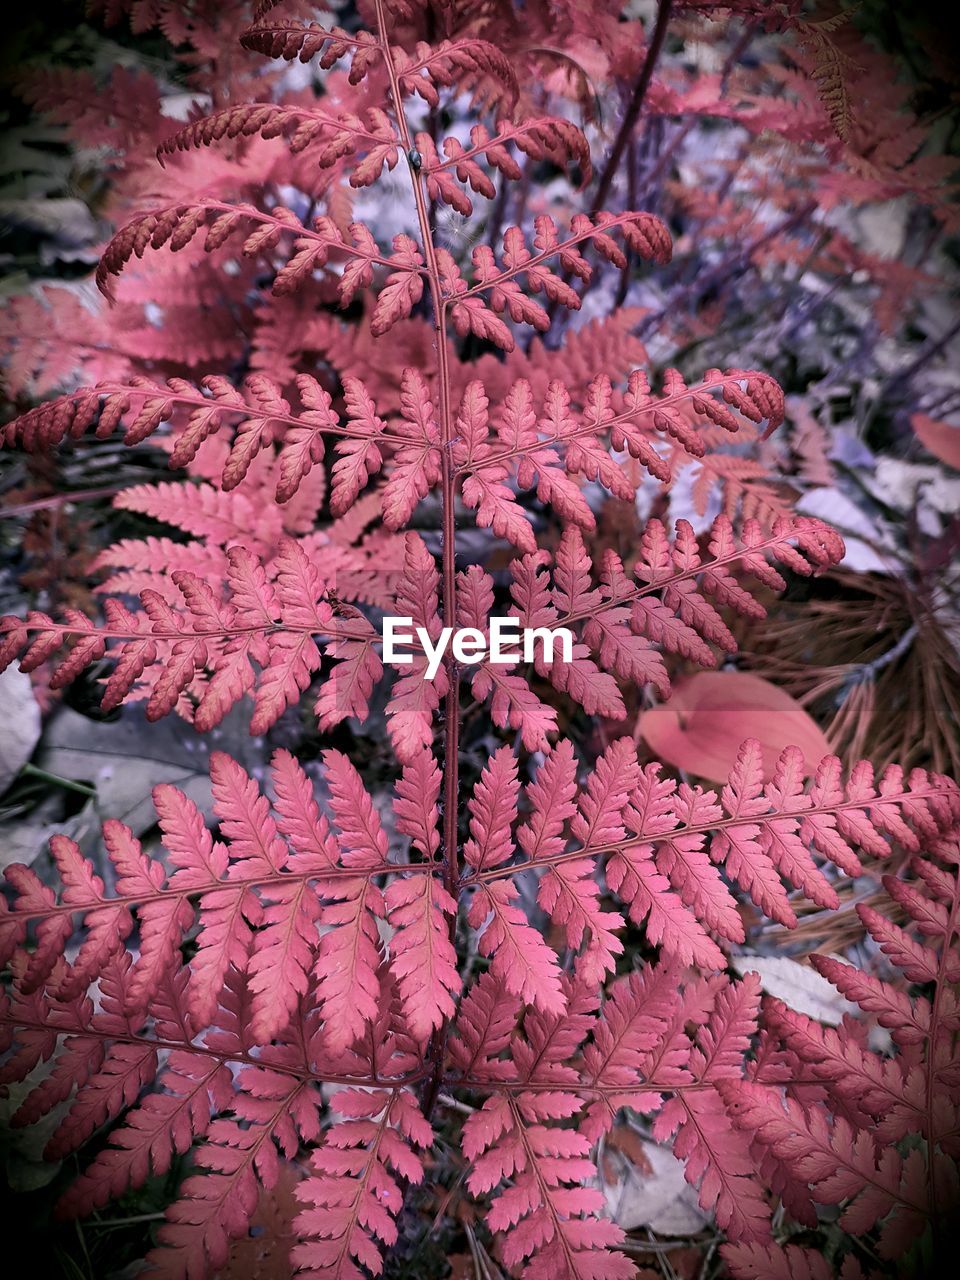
[911,412,960,470]
[636,670,830,782]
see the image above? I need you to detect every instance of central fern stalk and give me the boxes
[375,0,460,1114]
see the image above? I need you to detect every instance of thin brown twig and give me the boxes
[592,0,675,213]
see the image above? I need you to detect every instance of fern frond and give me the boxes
[1,373,386,496]
[3,775,959,1272]
[464,738,959,981]
[294,1083,432,1279]
[0,540,385,734]
[383,532,447,762]
[379,370,444,530]
[504,515,842,722]
[437,212,671,349]
[0,513,847,756]
[95,201,353,300]
[722,1080,928,1256]
[0,286,127,398]
[419,118,591,215]
[792,12,863,143]
[720,841,960,1259]
[722,1241,841,1280]
[146,1061,324,1277]
[393,38,520,111]
[457,368,786,533]
[456,564,558,750]
[462,1093,633,1280]
[240,20,382,76]
[654,974,772,1240]
[578,961,689,1136]
[56,1049,235,1217]
[157,102,401,188]
[0,751,448,1047]
[241,17,518,115]
[448,972,522,1082]
[5,3,960,1275]
[92,475,399,611]
[465,748,565,1013]
[92,203,425,339]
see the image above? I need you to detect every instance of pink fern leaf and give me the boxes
[57,1052,234,1217]
[384,533,447,761]
[385,875,460,1041]
[293,1085,431,1279]
[463,1094,633,1280]
[381,369,442,529]
[314,750,389,1049]
[653,975,772,1241]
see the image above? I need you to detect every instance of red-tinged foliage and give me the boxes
[2,742,958,1272]
[2,1,959,1278]
[293,1077,433,1279]
[462,1091,634,1279]
[0,514,843,745]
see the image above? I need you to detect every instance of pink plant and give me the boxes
[1,2,959,1278]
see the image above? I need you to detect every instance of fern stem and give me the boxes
[375,0,460,1122]
[592,0,674,213]
[18,763,96,797]
[879,312,960,402]
[0,486,123,519]
[6,866,431,924]
[630,19,759,214]
[0,1010,429,1091]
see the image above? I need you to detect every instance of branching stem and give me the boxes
[375,0,459,1123]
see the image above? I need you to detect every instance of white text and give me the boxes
[382,616,574,680]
